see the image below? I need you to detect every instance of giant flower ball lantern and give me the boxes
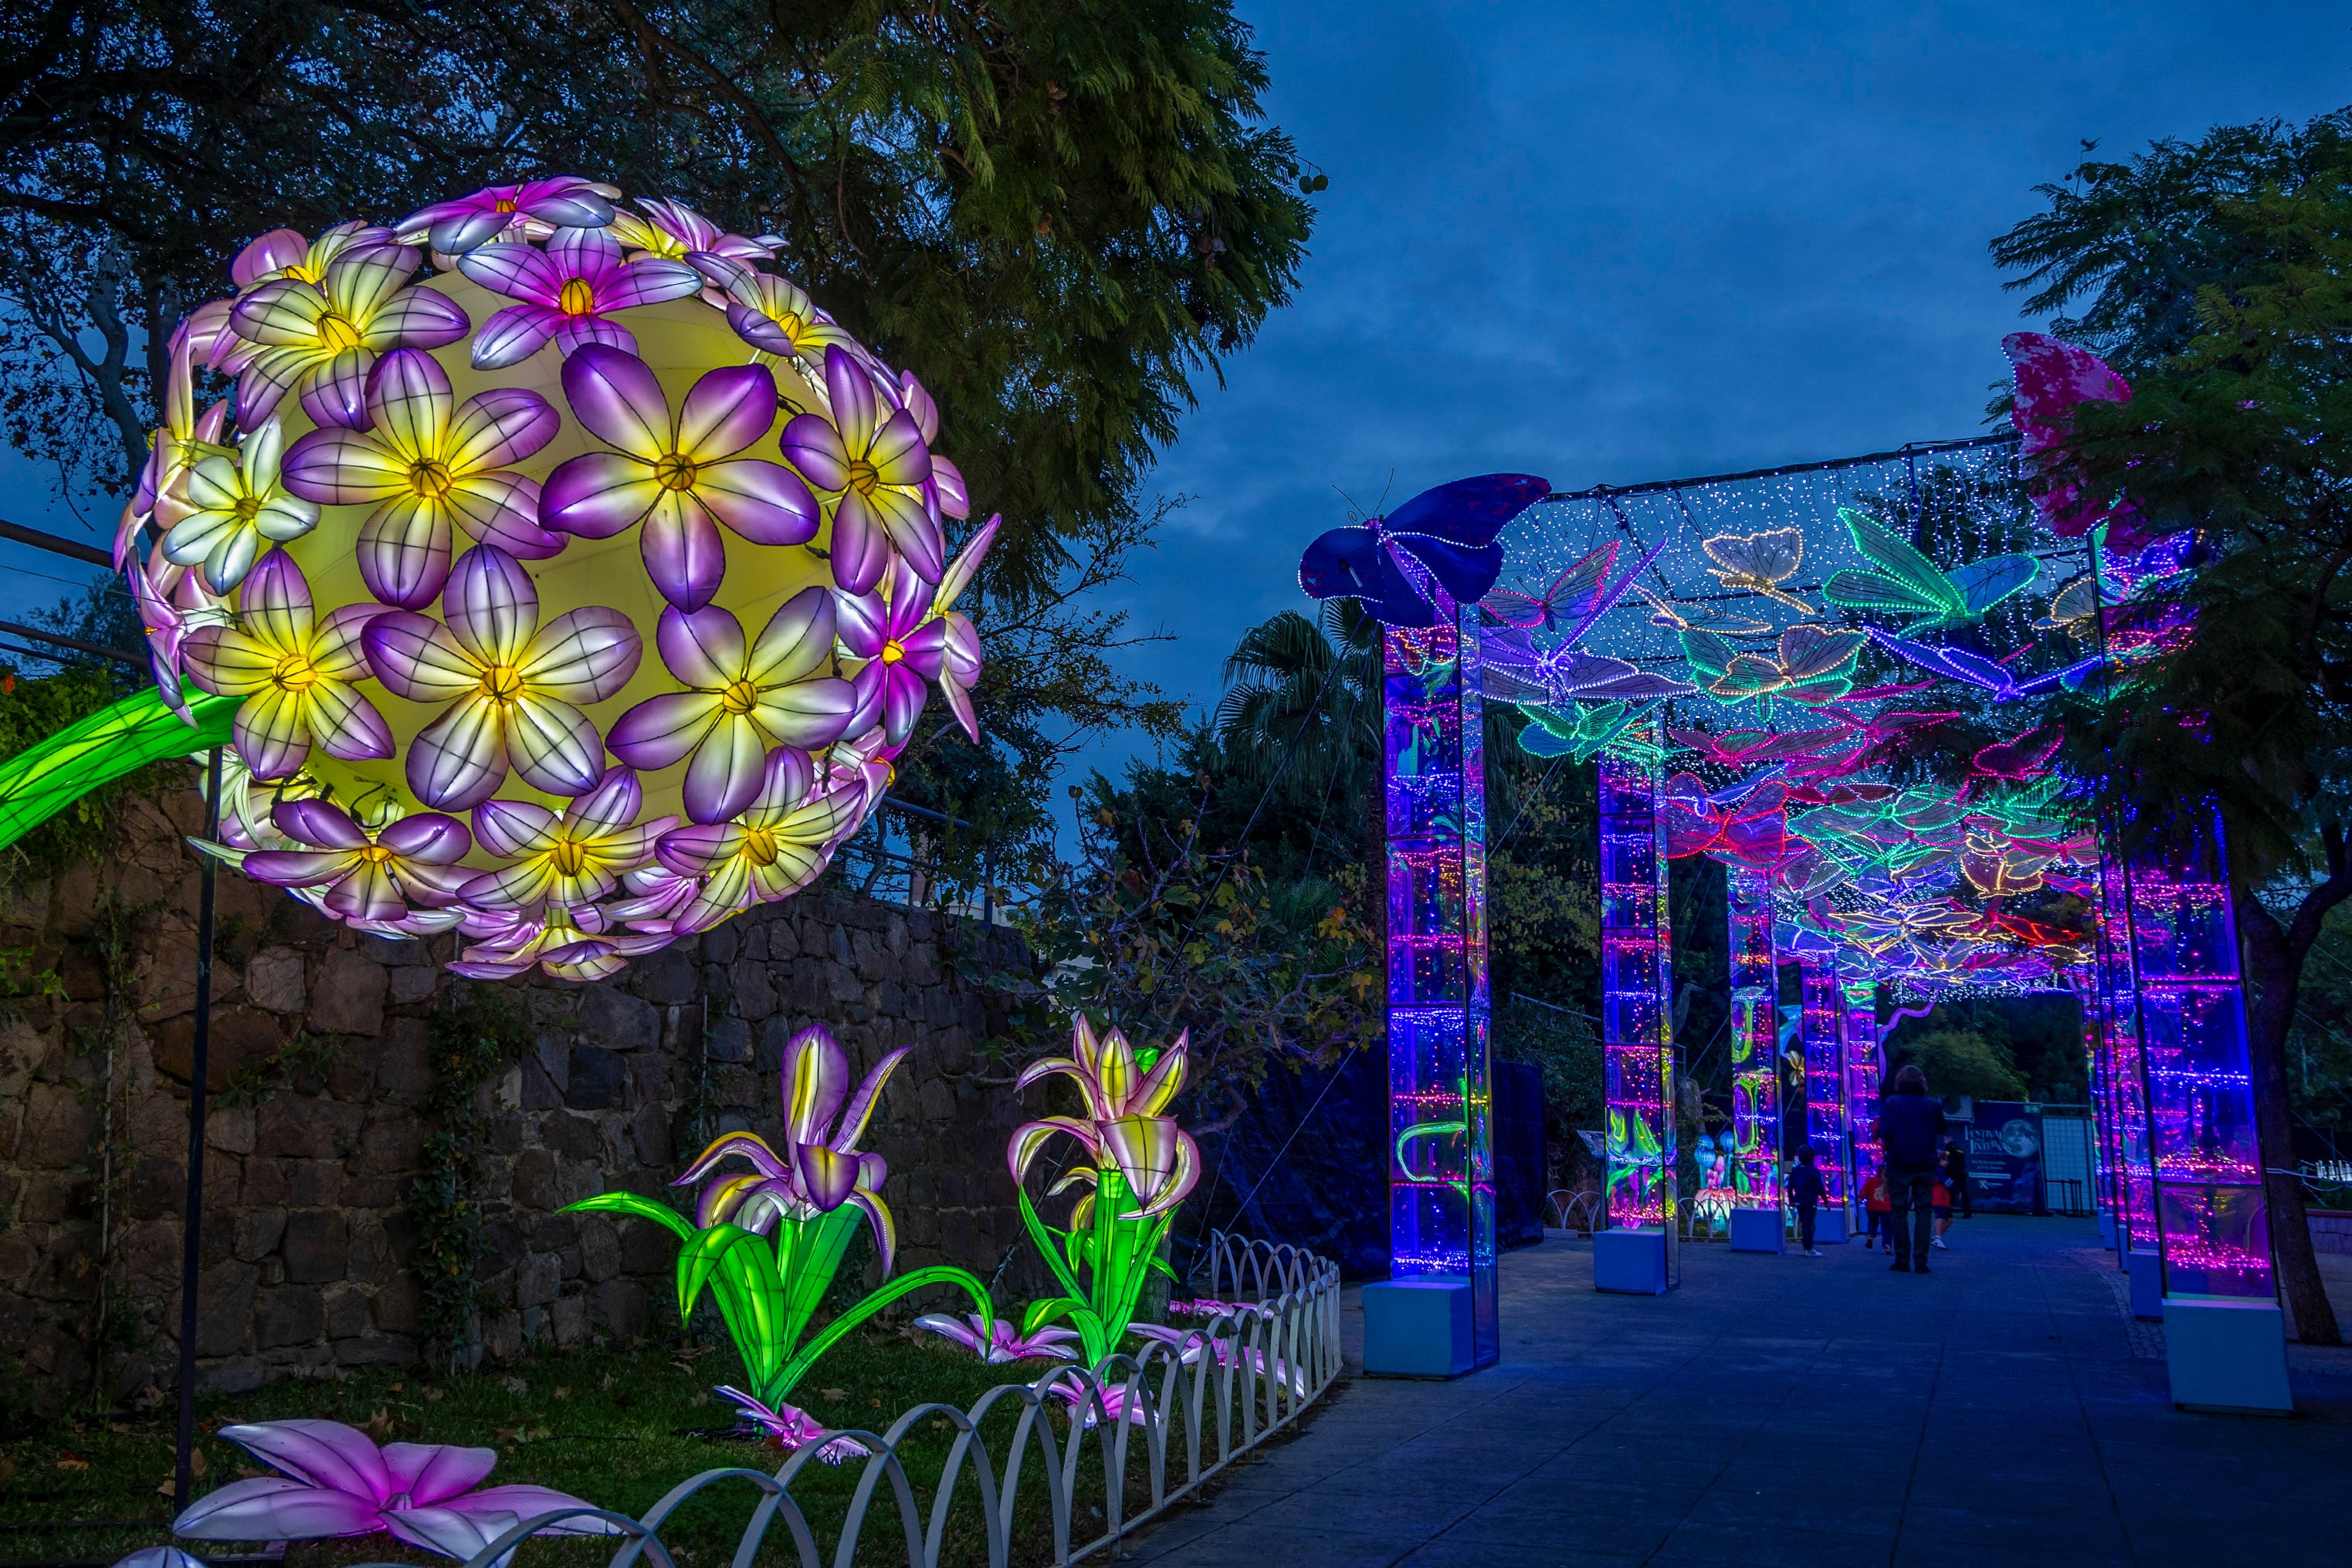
[120,178,995,982]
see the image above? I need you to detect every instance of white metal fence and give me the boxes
[403,1231,1342,1568]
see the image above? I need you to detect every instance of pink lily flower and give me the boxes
[459,225,702,368]
[242,799,475,923]
[1129,1324,1308,1394]
[171,1417,615,1566]
[713,1387,872,1464]
[604,587,855,823]
[396,177,618,256]
[915,1312,1080,1363]
[1009,1017,1201,1223]
[1043,1377,1156,1429]
[361,544,642,808]
[778,346,942,593]
[537,345,821,610]
[835,558,945,748]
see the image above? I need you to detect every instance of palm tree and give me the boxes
[1213,600,1382,817]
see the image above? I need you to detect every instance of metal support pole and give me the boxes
[172,747,222,1513]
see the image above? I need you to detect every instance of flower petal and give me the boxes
[749,677,856,750]
[378,811,473,863]
[363,612,480,702]
[828,487,890,595]
[216,1418,392,1502]
[457,242,562,305]
[778,413,851,491]
[521,606,642,702]
[365,349,454,459]
[746,588,835,687]
[409,696,509,808]
[699,459,819,547]
[174,1477,383,1542]
[605,690,721,772]
[504,693,608,797]
[780,1024,849,1146]
[680,715,769,824]
[308,683,398,763]
[297,349,372,432]
[366,286,471,351]
[378,1443,498,1509]
[559,344,672,461]
[677,364,778,459]
[446,388,559,473]
[442,544,540,667]
[599,257,705,311]
[824,346,878,454]
[867,408,932,487]
[447,472,565,558]
[356,495,456,609]
[470,304,559,371]
[539,452,660,540]
[642,492,726,611]
[281,428,412,506]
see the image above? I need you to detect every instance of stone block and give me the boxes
[631,1102,673,1169]
[632,947,696,1005]
[577,987,659,1052]
[389,966,439,1006]
[376,1019,433,1103]
[308,947,388,1036]
[201,1355,266,1394]
[15,1082,98,1168]
[282,1210,350,1283]
[195,1262,259,1356]
[593,1278,651,1339]
[565,1046,626,1110]
[233,1208,288,1262]
[707,1015,750,1064]
[703,923,740,965]
[358,934,427,967]
[545,1112,603,1162]
[256,1096,364,1160]
[322,1283,373,1339]
[373,1273,422,1333]
[550,1293,586,1345]
[732,960,779,1020]
[515,1252,561,1309]
[256,1285,325,1348]
[246,948,306,1014]
[579,1219,621,1283]
[512,1147,564,1211]
[287,1160,344,1208]
[333,1333,417,1366]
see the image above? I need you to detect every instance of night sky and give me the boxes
[2,5,2347,810]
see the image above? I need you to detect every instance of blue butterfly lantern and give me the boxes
[1298,473,1552,628]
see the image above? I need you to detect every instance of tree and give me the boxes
[1993,108,2352,1342]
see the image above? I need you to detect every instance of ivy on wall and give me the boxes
[409,984,533,1368]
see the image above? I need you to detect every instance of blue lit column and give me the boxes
[1595,747,1678,1293]
[1363,605,1496,1376]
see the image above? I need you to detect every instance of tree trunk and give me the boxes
[2236,886,2344,1346]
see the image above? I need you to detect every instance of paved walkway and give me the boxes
[1134,1216,2352,1567]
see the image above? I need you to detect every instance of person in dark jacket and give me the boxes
[1944,1139,1972,1219]
[1788,1144,1827,1256]
[1872,1062,1947,1273]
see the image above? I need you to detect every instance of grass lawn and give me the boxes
[0,1328,1309,1568]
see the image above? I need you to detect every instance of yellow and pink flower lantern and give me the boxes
[113,177,995,980]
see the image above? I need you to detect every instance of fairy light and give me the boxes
[1800,958,1848,1207]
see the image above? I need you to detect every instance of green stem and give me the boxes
[763,1265,992,1407]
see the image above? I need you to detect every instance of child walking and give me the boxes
[1861,1165,1889,1251]
[1789,1144,1827,1257]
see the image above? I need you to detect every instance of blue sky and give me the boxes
[3,3,2347,803]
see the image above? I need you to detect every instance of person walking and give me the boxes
[1788,1145,1827,1256]
[1932,1175,1952,1249]
[1944,1138,1972,1219]
[1872,1063,1947,1274]
[1861,1165,1889,1250]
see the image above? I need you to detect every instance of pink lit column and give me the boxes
[1839,949,1881,1200]
[1596,750,1678,1292]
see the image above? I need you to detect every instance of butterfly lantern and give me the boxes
[2003,331,2161,553]
[1821,508,2040,634]
[1299,473,1551,628]
[1682,624,1868,712]
[1659,773,1789,869]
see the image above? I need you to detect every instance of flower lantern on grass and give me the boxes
[1007,1016,1201,1368]
[568,1023,991,1458]
[122,178,998,978]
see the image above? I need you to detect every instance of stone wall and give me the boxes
[0,787,1035,1419]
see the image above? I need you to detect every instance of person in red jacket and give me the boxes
[1860,1165,1890,1251]
[1932,1176,1953,1250]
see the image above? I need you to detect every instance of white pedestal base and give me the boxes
[2127,1249,2164,1320]
[1362,1278,1475,1378]
[2165,1297,2292,1414]
[1594,1227,1669,1294]
[1730,1207,1784,1253]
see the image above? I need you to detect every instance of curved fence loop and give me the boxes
[375,1231,1338,1568]
[1545,1188,1601,1236]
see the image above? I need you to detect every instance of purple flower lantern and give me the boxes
[122,178,998,980]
